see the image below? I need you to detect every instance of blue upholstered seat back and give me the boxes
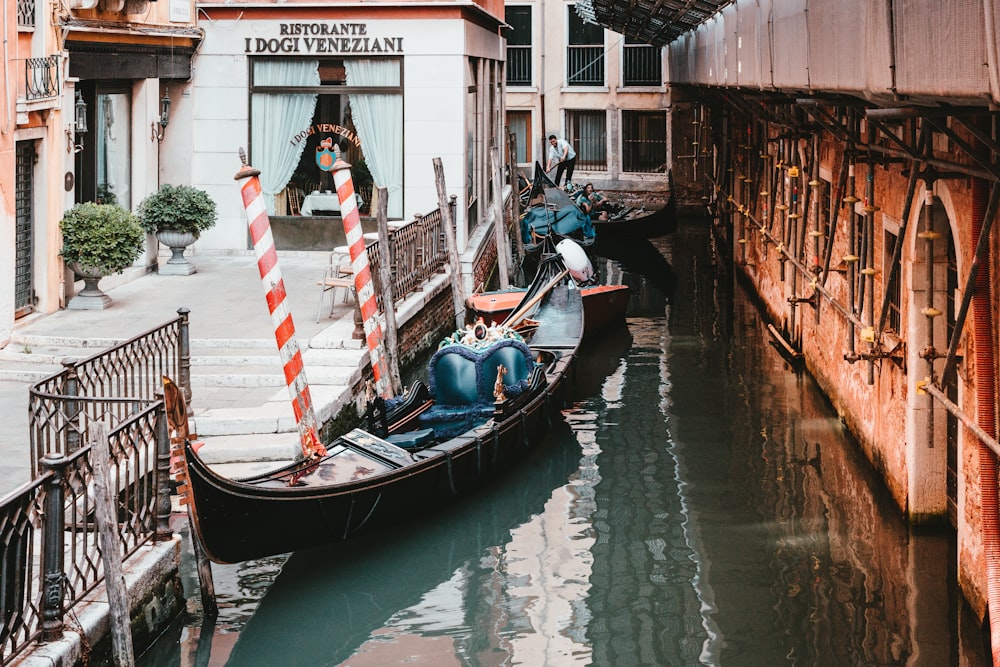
[427,339,534,407]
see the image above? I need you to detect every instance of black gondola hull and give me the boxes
[181,281,584,564]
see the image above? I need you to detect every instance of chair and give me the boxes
[315,247,354,322]
[286,185,304,216]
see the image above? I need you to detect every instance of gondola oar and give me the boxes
[503,268,569,329]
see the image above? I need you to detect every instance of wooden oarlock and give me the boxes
[234,149,326,460]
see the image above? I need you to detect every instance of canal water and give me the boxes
[138,216,991,666]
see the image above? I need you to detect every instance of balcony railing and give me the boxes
[506,46,532,87]
[24,56,59,101]
[623,45,662,87]
[567,45,604,86]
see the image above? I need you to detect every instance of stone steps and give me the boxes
[0,313,369,463]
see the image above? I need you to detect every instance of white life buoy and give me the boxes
[555,239,595,283]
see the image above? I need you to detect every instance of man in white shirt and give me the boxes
[545,134,577,187]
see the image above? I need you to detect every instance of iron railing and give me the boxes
[24,56,58,101]
[623,43,662,86]
[3,312,186,664]
[567,45,604,86]
[366,199,453,313]
[28,310,191,477]
[507,46,532,87]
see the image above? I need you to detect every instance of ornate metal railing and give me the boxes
[2,310,185,664]
[1,397,171,664]
[29,309,191,477]
[366,198,453,313]
[24,56,58,101]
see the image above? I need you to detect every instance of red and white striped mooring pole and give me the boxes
[234,149,326,460]
[331,151,392,399]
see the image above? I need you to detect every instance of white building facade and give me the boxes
[187,1,508,255]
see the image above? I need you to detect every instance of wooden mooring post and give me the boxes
[432,157,466,329]
[89,422,135,667]
[490,147,511,289]
[373,186,403,395]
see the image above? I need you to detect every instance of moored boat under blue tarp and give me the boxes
[520,163,596,251]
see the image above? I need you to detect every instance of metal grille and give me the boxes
[23,56,59,101]
[0,478,43,661]
[15,142,34,317]
[16,0,34,27]
[567,110,606,170]
[623,40,662,86]
[567,46,604,86]
[507,47,532,86]
[622,110,667,173]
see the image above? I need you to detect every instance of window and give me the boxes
[622,110,667,173]
[567,6,604,86]
[623,37,661,87]
[567,110,606,170]
[507,110,531,164]
[506,7,532,87]
[250,57,402,219]
[15,141,34,317]
[884,228,901,333]
[17,0,34,27]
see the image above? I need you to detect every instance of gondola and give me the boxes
[518,165,677,251]
[591,169,678,239]
[468,238,630,335]
[178,250,585,564]
[519,164,596,253]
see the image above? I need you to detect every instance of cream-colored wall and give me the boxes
[193,16,501,253]
[506,0,671,191]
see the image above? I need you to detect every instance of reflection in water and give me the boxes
[139,221,990,667]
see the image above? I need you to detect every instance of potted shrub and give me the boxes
[59,202,145,310]
[138,184,218,275]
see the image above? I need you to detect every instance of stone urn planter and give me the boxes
[59,203,145,311]
[155,230,198,275]
[138,184,218,276]
[67,262,113,310]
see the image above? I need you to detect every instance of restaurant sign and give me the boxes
[245,23,404,55]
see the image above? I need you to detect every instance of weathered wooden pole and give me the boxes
[490,146,511,289]
[89,422,135,667]
[432,157,466,329]
[508,134,524,269]
[374,187,403,395]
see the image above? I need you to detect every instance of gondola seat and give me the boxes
[384,428,435,450]
[419,338,536,438]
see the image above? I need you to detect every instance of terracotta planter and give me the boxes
[156,230,198,275]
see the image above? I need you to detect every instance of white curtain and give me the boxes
[98,93,131,208]
[344,60,403,219]
[251,60,320,214]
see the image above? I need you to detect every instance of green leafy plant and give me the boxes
[137,184,218,235]
[59,202,145,275]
